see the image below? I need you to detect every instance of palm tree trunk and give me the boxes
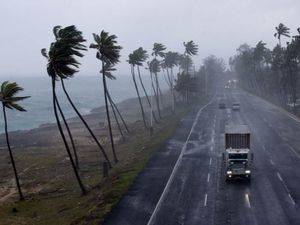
[156,74,164,108]
[170,68,176,112]
[154,73,162,117]
[2,104,24,201]
[102,61,118,163]
[106,90,130,133]
[131,65,148,128]
[55,95,79,169]
[60,78,112,168]
[166,68,175,113]
[51,78,86,195]
[137,66,158,123]
[106,89,124,139]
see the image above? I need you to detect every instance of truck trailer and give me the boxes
[223,124,253,181]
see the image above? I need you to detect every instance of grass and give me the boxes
[0,104,196,225]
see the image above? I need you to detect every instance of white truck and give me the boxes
[223,124,253,181]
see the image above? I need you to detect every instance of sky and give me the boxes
[1,0,300,78]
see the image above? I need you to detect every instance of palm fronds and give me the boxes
[41,25,87,79]
[184,40,198,56]
[152,43,166,58]
[90,30,122,65]
[0,81,30,111]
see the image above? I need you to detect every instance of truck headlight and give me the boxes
[227,171,232,175]
[245,170,251,174]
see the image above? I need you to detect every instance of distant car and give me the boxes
[219,102,226,109]
[232,102,240,111]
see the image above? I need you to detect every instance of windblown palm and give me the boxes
[41,25,87,194]
[183,41,198,74]
[163,52,180,112]
[100,62,129,136]
[134,48,158,124]
[183,41,198,56]
[152,43,166,58]
[151,43,166,117]
[44,27,114,169]
[128,52,148,128]
[149,58,162,118]
[90,30,122,163]
[0,81,30,200]
[274,23,290,46]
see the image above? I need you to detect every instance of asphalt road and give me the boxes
[103,86,300,225]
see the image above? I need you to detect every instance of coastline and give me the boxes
[0,95,154,148]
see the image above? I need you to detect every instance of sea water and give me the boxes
[0,74,167,132]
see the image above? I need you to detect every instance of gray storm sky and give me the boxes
[1,0,299,77]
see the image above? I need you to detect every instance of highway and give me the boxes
[104,85,300,225]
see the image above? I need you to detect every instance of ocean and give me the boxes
[0,74,167,132]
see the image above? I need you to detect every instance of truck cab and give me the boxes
[224,125,253,181]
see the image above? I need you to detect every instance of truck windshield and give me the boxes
[229,153,248,159]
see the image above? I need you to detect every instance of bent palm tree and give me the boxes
[134,48,158,123]
[0,81,30,200]
[163,51,179,112]
[274,23,290,46]
[41,25,86,194]
[183,40,198,74]
[152,43,166,116]
[106,90,130,133]
[128,52,148,128]
[149,59,162,118]
[60,79,111,168]
[90,30,122,163]
[183,41,198,103]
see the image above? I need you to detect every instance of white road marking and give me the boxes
[209,158,212,165]
[245,194,251,208]
[147,95,216,225]
[204,194,208,206]
[207,173,210,183]
[210,146,213,152]
[288,194,296,205]
[286,143,300,159]
[276,172,296,205]
[277,172,283,182]
[270,159,274,165]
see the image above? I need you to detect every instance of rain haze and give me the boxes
[1,1,300,225]
[1,0,299,77]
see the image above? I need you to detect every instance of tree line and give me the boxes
[1,25,225,200]
[230,23,300,112]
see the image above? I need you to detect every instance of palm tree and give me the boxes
[60,78,112,168]
[183,41,198,103]
[134,48,158,124]
[90,31,122,163]
[149,58,162,118]
[274,23,290,46]
[106,90,130,133]
[183,40,198,74]
[41,25,86,194]
[163,51,179,112]
[128,52,148,128]
[152,43,166,116]
[0,81,30,200]
[106,90,125,139]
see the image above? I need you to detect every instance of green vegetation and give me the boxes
[230,23,300,115]
[0,104,196,225]
[90,30,122,164]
